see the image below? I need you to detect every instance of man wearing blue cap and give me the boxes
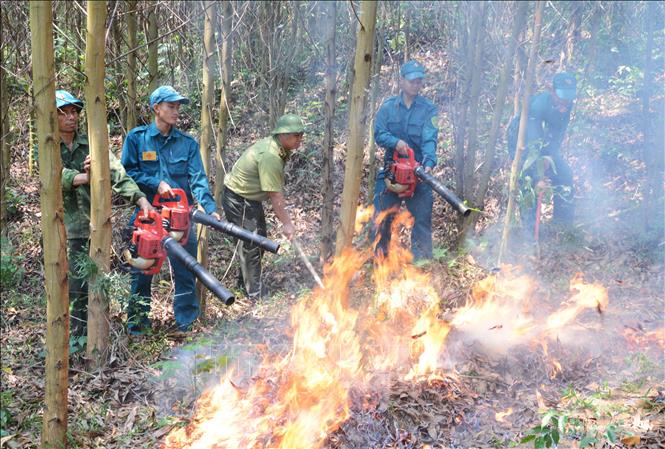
[51,90,153,341]
[121,85,221,334]
[372,60,439,261]
[507,72,577,229]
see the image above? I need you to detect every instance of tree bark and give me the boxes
[366,20,384,208]
[460,1,527,240]
[320,0,337,262]
[85,0,112,368]
[30,1,70,446]
[498,1,544,265]
[461,2,487,203]
[335,0,377,255]
[214,0,233,208]
[563,3,581,70]
[146,1,158,93]
[196,0,216,311]
[126,0,138,130]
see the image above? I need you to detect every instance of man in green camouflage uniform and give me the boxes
[222,114,305,300]
[54,90,152,338]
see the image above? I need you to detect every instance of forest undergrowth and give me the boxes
[1,42,663,449]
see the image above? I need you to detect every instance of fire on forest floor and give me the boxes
[157,208,661,449]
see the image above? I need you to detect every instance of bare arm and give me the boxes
[267,191,295,240]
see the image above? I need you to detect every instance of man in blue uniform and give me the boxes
[373,60,439,261]
[121,85,221,333]
[507,72,577,229]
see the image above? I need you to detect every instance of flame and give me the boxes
[164,209,613,448]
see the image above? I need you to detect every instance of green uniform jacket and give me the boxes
[59,133,146,239]
[224,136,289,202]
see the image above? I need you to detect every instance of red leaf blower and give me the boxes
[385,147,471,216]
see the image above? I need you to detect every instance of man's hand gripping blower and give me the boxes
[385,147,471,216]
[123,189,280,306]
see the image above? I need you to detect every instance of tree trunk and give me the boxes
[85,0,112,369]
[460,1,527,240]
[512,37,526,116]
[335,0,377,255]
[461,2,487,204]
[146,1,158,93]
[196,0,216,312]
[452,6,475,198]
[0,44,9,237]
[214,0,233,208]
[320,0,337,262]
[112,9,127,138]
[498,1,544,265]
[366,17,384,207]
[563,3,581,70]
[30,2,70,446]
[126,0,137,130]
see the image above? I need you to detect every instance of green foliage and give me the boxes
[608,65,643,97]
[0,236,25,287]
[0,390,14,437]
[3,188,25,221]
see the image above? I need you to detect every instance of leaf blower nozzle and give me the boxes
[191,210,280,254]
[414,166,471,216]
[162,237,235,305]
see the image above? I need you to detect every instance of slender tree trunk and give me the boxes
[513,38,525,116]
[85,0,112,368]
[146,1,158,93]
[335,0,377,255]
[563,3,581,70]
[112,10,127,137]
[366,17,384,207]
[320,0,337,262]
[196,1,216,311]
[30,2,70,446]
[28,90,35,175]
[0,44,9,237]
[498,1,544,265]
[460,1,527,241]
[214,0,233,207]
[403,2,410,62]
[461,2,487,204]
[126,0,137,130]
[452,6,476,198]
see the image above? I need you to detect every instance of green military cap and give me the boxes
[271,114,305,135]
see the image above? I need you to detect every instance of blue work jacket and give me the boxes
[374,93,439,172]
[508,91,572,158]
[121,122,217,214]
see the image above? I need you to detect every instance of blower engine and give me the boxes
[123,189,281,306]
[385,147,471,216]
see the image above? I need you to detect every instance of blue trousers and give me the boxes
[522,151,575,229]
[127,212,200,331]
[372,174,433,261]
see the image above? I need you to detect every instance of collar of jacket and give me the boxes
[397,92,424,108]
[148,121,176,139]
[272,135,291,161]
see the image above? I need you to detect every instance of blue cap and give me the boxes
[55,90,84,110]
[553,72,577,101]
[400,60,426,81]
[149,85,189,108]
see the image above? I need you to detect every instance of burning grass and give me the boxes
[163,209,621,449]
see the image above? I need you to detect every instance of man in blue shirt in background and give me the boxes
[507,72,577,230]
[373,60,439,261]
[121,85,221,334]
